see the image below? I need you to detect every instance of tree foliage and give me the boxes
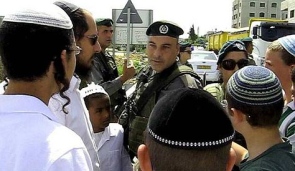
[186,24,207,48]
[188,24,198,42]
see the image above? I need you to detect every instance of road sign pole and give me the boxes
[126,7,131,66]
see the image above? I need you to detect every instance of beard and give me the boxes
[75,60,92,81]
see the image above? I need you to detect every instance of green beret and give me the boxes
[217,40,248,64]
[241,37,253,42]
[95,18,113,27]
[148,88,235,149]
[179,42,192,52]
[146,20,184,38]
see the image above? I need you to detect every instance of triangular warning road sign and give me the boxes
[116,0,143,24]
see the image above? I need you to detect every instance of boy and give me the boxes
[81,83,133,171]
[226,66,295,170]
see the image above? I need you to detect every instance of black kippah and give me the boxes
[148,88,235,149]
[54,0,79,16]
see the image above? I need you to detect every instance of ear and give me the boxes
[137,144,152,171]
[226,147,237,171]
[176,43,180,54]
[230,108,245,124]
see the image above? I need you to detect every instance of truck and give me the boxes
[207,31,229,54]
[206,27,248,53]
[206,18,295,66]
[227,27,249,41]
[249,18,295,66]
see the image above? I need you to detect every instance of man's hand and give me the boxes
[120,58,136,84]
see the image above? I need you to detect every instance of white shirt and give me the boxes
[0,95,92,171]
[0,80,6,94]
[95,123,133,171]
[49,76,99,170]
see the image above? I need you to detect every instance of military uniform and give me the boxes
[89,18,127,118]
[241,37,256,65]
[177,42,193,69]
[121,21,202,157]
[90,50,127,116]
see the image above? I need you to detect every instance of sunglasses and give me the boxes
[221,59,249,70]
[84,34,98,45]
[184,50,192,54]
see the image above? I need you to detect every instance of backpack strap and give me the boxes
[135,65,202,114]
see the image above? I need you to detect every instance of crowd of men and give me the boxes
[0,1,295,171]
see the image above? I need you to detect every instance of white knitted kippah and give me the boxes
[227,66,283,105]
[81,82,109,98]
[3,3,72,29]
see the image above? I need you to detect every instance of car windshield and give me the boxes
[191,52,217,60]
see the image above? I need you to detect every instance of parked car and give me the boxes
[188,50,219,84]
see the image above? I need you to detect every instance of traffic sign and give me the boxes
[116,0,142,24]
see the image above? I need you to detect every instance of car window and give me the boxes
[191,52,217,60]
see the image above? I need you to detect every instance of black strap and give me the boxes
[136,65,201,114]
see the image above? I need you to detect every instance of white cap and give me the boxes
[81,82,109,98]
[3,2,72,29]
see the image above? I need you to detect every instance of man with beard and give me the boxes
[0,3,92,170]
[48,1,101,170]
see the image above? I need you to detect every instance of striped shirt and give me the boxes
[279,101,295,145]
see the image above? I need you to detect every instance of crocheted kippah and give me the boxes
[3,3,72,29]
[80,82,109,98]
[148,88,235,149]
[278,35,295,56]
[227,66,283,105]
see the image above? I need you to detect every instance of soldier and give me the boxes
[177,42,193,68]
[241,37,256,65]
[89,18,136,121]
[119,20,202,158]
[204,40,249,105]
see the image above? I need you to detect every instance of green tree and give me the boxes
[188,24,198,43]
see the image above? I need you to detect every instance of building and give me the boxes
[232,0,283,28]
[281,0,295,22]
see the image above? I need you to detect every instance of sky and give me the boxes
[0,0,233,37]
